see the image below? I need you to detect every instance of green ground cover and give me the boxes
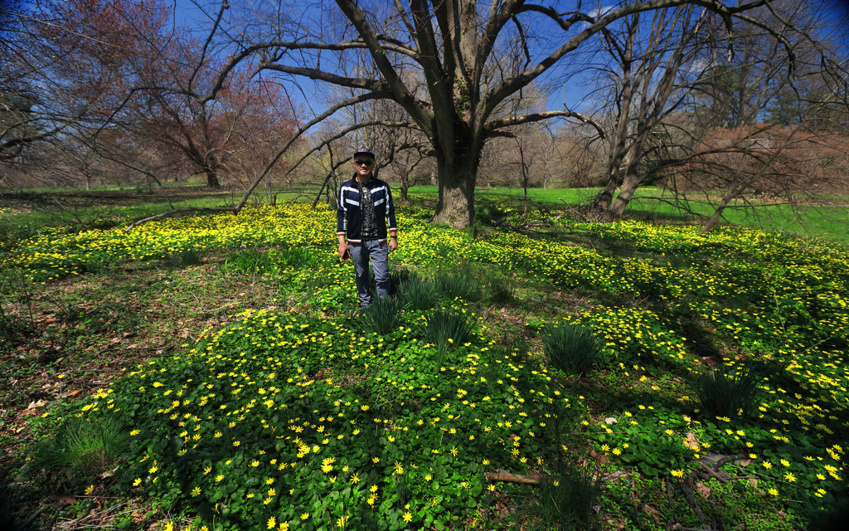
[460,186,849,247]
[2,198,847,530]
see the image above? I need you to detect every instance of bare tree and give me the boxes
[652,0,849,232]
[210,0,777,228]
[589,3,714,216]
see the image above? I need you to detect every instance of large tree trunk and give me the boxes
[609,170,641,217]
[204,167,221,188]
[431,154,477,228]
[609,149,644,216]
[399,172,409,202]
[428,114,481,228]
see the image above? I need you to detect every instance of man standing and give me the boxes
[337,147,398,308]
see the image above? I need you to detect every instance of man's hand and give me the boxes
[389,237,398,252]
[338,242,350,260]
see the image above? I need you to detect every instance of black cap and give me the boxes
[353,147,375,159]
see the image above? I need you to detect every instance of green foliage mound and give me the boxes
[30,416,129,483]
[696,366,761,418]
[80,307,575,530]
[6,203,849,529]
[541,323,602,377]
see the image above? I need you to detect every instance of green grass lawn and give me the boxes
[1,196,847,530]
[446,185,849,247]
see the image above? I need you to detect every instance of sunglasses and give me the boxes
[354,159,373,167]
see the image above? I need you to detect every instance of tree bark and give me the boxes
[204,167,221,188]
[431,152,478,229]
[701,183,743,233]
[609,170,642,217]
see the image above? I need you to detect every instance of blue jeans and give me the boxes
[349,240,389,308]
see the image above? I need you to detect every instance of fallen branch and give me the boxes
[124,207,238,230]
[697,462,730,484]
[485,469,546,485]
[679,482,711,530]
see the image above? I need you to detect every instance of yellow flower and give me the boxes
[191,486,201,496]
[84,485,94,495]
[403,511,413,523]
[133,478,142,487]
[267,517,276,529]
[300,513,309,520]
[785,472,796,482]
[671,469,685,478]
[768,488,779,496]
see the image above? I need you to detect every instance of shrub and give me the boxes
[389,268,415,295]
[695,366,761,418]
[272,246,318,269]
[222,248,275,275]
[30,416,129,483]
[534,464,602,531]
[364,296,405,334]
[484,276,514,304]
[541,323,601,377]
[424,308,472,353]
[398,276,439,310]
[437,272,474,300]
[166,248,202,268]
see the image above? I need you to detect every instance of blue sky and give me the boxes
[170,0,849,122]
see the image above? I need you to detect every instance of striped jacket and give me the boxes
[336,176,397,243]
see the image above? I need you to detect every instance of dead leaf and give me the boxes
[695,481,712,498]
[57,495,77,506]
[28,399,47,409]
[684,432,701,451]
[589,450,610,465]
[747,478,758,487]
[738,459,752,467]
